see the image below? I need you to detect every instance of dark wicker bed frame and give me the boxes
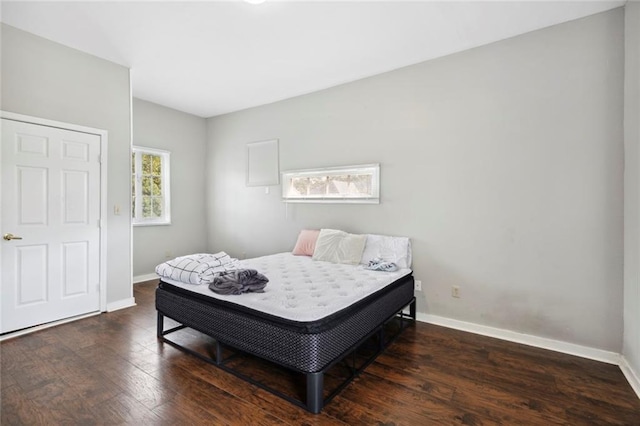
[156,273,416,413]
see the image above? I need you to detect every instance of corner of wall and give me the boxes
[620,356,640,398]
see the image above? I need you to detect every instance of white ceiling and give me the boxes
[1,1,625,118]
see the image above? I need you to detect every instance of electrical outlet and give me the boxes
[414,280,422,291]
[452,286,461,298]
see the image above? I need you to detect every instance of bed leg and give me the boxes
[306,372,324,414]
[215,340,224,365]
[157,312,164,338]
[410,298,416,320]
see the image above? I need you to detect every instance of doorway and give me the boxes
[1,112,107,334]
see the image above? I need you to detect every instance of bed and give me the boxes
[156,252,416,413]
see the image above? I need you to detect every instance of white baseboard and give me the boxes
[620,356,640,399]
[133,273,158,284]
[417,313,621,365]
[107,297,136,312]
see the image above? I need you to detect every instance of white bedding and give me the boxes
[161,252,412,323]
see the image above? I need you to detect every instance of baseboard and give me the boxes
[133,273,158,284]
[620,356,640,398]
[417,313,620,365]
[106,297,136,312]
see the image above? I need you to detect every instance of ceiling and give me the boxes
[0,1,625,118]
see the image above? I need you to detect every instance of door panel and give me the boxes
[2,118,101,333]
[16,132,48,156]
[16,245,48,305]
[62,139,89,162]
[63,170,89,223]
[62,241,89,297]
[18,167,48,225]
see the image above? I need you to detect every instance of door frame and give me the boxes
[1,110,108,313]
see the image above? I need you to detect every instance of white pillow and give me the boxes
[360,234,412,269]
[312,229,367,265]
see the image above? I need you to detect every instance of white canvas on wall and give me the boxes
[247,139,279,186]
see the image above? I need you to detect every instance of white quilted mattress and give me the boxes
[161,252,412,323]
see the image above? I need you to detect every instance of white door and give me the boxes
[1,118,101,333]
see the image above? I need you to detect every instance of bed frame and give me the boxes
[156,273,416,413]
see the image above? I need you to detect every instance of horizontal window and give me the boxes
[282,164,379,204]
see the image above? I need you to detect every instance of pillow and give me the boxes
[360,234,412,269]
[292,229,320,256]
[312,229,367,265]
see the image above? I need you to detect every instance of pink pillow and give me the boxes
[292,229,320,256]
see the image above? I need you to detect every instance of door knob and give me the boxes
[3,233,23,241]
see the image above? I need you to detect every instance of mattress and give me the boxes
[160,252,412,332]
[156,252,415,373]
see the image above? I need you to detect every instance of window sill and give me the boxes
[282,198,379,204]
[133,221,172,227]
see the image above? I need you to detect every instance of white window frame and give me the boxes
[281,163,380,204]
[132,146,171,226]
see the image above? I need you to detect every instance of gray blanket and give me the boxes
[208,269,268,295]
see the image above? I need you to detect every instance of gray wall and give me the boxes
[206,10,624,352]
[1,24,133,305]
[132,98,208,278]
[624,2,640,380]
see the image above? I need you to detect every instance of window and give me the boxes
[282,163,380,203]
[132,146,171,225]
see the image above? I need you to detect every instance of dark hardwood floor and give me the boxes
[2,280,639,425]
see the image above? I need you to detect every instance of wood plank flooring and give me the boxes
[2,280,639,425]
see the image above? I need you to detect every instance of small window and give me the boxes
[282,164,380,203]
[132,146,171,226]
